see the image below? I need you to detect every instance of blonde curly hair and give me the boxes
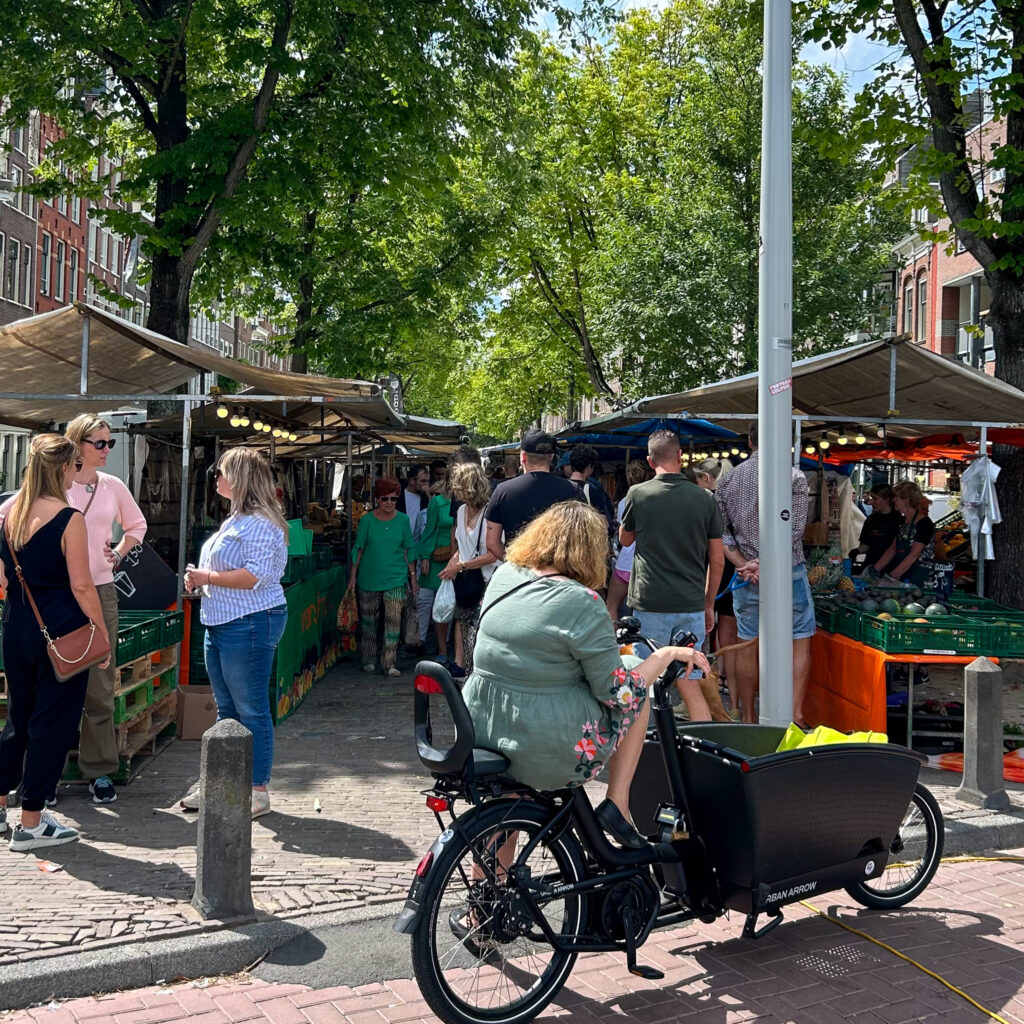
[505,501,609,591]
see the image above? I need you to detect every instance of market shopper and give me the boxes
[485,430,579,562]
[714,422,813,726]
[568,444,616,540]
[618,431,721,722]
[347,476,418,677]
[63,414,148,805]
[872,480,936,587]
[856,484,903,567]
[0,435,110,850]
[605,459,650,618]
[181,448,288,819]
[440,462,497,677]
[402,465,430,545]
[416,477,456,664]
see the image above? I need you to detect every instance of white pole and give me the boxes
[758,0,794,726]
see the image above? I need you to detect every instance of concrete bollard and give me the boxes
[955,657,1010,811]
[191,719,255,920]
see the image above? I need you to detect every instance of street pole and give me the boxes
[758,0,794,726]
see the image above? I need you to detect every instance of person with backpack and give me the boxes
[568,445,616,544]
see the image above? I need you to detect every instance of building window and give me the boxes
[99,229,108,269]
[88,220,98,263]
[21,245,31,305]
[5,166,20,208]
[69,249,78,302]
[71,194,81,223]
[916,277,927,343]
[40,233,51,295]
[54,241,66,301]
[6,239,20,301]
[57,194,67,216]
[902,279,913,334]
[11,126,24,153]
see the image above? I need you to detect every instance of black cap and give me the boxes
[521,429,556,455]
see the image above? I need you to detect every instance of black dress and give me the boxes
[0,507,91,811]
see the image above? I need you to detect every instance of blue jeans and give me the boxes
[732,565,816,641]
[634,609,706,677]
[204,606,287,787]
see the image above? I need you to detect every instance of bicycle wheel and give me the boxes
[846,783,944,909]
[411,800,587,1024]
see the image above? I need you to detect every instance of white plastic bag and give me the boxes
[432,579,456,624]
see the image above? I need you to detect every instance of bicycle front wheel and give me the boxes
[411,800,587,1024]
[846,783,944,909]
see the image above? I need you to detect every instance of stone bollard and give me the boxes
[192,719,255,920]
[955,657,1010,811]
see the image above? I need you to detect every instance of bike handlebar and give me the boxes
[614,619,700,702]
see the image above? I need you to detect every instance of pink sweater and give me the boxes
[68,474,148,585]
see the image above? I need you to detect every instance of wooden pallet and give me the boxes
[117,689,178,757]
[118,644,179,690]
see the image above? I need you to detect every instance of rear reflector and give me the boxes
[415,674,444,694]
[426,794,450,812]
[416,852,434,878]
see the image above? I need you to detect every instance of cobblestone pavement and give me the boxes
[0,656,1021,966]
[4,851,1024,1024]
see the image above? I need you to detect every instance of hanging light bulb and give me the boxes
[216,403,229,419]
[262,423,272,434]
[272,427,283,438]
[805,445,816,455]
[854,432,866,444]
[731,448,739,456]
[288,432,298,442]
[818,439,830,450]
[712,451,720,459]
[739,452,749,459]
[253,416,265,431]
[229,414,241,428]
[837,434,848,445]
[239,410,250,428]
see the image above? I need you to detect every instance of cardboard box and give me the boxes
[176,685,218,740]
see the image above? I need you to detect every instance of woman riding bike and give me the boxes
[463,501,709,849]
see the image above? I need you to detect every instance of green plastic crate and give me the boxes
[283,554,313,584]
[135,618,162,656]
[948,594,1004,612]
[114,678,154,725]
[160,610,185,647]
[116,622,141,666]
[833,603,865,642]
[957,610,1024,657]
[860,613,991,656]
[813,599,838,633]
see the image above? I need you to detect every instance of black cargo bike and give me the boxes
[395,619,944,1024]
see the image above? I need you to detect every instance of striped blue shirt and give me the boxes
[198,513,288,626]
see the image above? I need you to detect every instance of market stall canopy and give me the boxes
[0,303,400,430]
[631,338,1024,433]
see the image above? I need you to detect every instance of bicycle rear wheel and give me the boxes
[846,783,944,909]
[411,800,587,1024]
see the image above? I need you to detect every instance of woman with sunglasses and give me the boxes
[63,415,148,806]
[0,435,110,850]
[346,476,418,677]
[182,449,288,818]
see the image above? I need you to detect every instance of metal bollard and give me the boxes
[191,719,256,919]
[955,657,1010,811]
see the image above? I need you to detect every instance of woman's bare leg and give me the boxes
[604,699,651,819]
[717,614,739,712]
[605,575,628,618]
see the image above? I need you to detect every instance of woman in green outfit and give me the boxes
[464,502,709,849]
[416,478,455,664]
[346,476,418,677]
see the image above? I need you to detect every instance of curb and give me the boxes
[2,812,1022,1012]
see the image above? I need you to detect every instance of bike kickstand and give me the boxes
[742,908,783,940]
[622,907,664,981]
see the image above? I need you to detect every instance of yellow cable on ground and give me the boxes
[798,899,1012,1023]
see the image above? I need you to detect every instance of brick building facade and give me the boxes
[0,112,39,326]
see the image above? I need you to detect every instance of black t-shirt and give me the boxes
[484,472,581,543]
[570,478,616,537]
[859,510,903,563]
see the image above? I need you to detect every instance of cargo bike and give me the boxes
[395,619,944,1024]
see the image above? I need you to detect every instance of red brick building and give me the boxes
[892,98,1002,372]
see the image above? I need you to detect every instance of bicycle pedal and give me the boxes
[628,964,664,981]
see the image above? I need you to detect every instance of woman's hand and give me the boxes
[183,566,209,591]
[103,540,118,567]
[420,559,430,576]
[439,560,462,581]
[665,645,711,678]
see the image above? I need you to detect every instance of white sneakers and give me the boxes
[179,785,271,818]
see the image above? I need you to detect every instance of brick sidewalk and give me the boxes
[1,656,1022,966]
[4,853,1024,1024]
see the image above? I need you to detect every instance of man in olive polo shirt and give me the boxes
[619,430,724,720]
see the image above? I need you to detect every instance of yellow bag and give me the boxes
[776,723,888,752]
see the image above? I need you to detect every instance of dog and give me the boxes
[698,638,758,723]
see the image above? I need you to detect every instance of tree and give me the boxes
[801,0,1024,606]
[0,0,539,344]
[448,0,903,433]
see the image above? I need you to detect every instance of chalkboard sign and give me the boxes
[113,541,179,611]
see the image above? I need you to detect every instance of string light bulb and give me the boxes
[805,445,816,454]
[239,410,250,428]
[818,439,830,450]
[216,403,229,419]
[253,416,265,431]
[731,448,740,456]
[262,423,272,434]
[854,432,866,444]
[288,432,298,442]
[229,414,241,428]
[739,452,749,459]
[837,434,848,445]
[272,427,283,438]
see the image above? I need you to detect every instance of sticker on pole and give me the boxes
[773,336,792,350]
[769,378,792,396]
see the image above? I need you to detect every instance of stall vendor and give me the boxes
[872,480,935,587]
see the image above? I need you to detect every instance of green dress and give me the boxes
[416,494,455,591]
[463,563,646,793]
[353,511,415,591]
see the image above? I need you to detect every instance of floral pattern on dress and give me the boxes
[570,665,646,783]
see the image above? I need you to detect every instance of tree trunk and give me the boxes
[147,250,192,343]
[290,209,317,373]
[985,274,1024,609]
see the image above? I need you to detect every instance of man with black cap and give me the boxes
[485,429,579,562]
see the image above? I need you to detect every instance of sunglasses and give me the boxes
[379,495,399,502]
[82,438,116,451]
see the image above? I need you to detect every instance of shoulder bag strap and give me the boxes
[3,514,55,642]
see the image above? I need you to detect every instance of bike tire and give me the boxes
[411,800,587,1024]
[845,783,944,910]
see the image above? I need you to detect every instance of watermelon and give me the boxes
[903,602,926,616]
[859,599,878,614]
[924,603,949,618]
[879,598,901,614]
